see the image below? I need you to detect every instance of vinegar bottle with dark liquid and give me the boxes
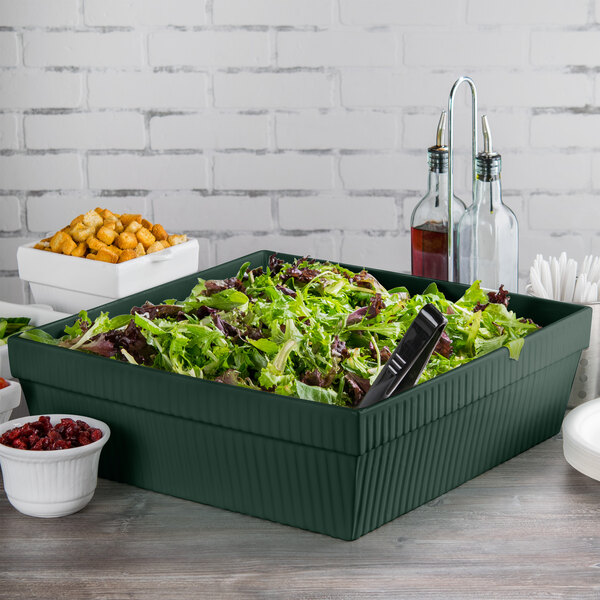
[410,111,466,281]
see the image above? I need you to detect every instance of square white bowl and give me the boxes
[0,380,22,424]
[0,301,70,379]
[17,238,200,313]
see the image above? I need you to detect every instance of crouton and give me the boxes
[96,246,119,264]
[167,234,188,246]
[125,221,142,234]
[146,241,165,254]
[61,235,77,256]
[87,236,107,252]
[136,227,155,249]
[118,249,137,263]
[34,206,188,265]
[69,222,95,243]
[83,209,104,231]
[71,242,88,258]
[120,213,142,227]
[96,225,118,245]
[116,231,138,250]
[50,231,70,253]
[69,214,84,228]
[151,223,168,241]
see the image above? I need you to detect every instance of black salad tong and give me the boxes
[356,303,447,409]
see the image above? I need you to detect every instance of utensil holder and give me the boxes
[568,301,600,409]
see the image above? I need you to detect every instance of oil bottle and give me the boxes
[410,111,466,280]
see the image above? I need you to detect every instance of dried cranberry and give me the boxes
[0,416,103,451]
[90,429,102,442]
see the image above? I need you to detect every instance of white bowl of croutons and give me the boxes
[17,208,199,314]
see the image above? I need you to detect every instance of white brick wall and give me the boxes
[23,32,144,68]
[277,31,397,68]
[84,0,207,27]
[0,197,21,232]
[0,0,79,27]
[0,72,83,109]
[25,113,146,150]
[0,114,19,150]
[531,114,600,148]
[88,73,208,109]
[153,195,273,232]
[0,155,83,191]
[275,112,397,150]
[88,155,207,190]
[0,0,599,303]
[340,0,459,26]
[212,0,333,26]
[149,32,270,68]
[278,196,398,231]
[467,0,589,25]
[531,32,600,66]
[0,33,19,67]
[150,114,268,150]
[214,154,334,190]
[404,32,529,68]
[214,73,333,108]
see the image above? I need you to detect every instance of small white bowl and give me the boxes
[0,414,110,518]
[0,379,22,424]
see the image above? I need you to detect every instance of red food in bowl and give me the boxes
[0,377,9,390]
[0,415,103,451]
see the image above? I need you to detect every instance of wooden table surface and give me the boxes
[1,435,600,600]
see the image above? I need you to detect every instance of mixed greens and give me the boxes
[24,255,540,407]
[0,317,32,346]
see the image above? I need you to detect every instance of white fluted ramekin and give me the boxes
[0,414,110,518]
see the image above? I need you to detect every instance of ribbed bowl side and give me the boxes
[1,450,100,504]
[24,381,358,539]
[352,354,579,539]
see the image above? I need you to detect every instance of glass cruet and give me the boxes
[411,111,466,281]
[457,115,519,291]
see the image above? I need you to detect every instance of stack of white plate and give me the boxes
[563,397,600,481]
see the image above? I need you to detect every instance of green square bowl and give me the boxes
[8,251,592,540]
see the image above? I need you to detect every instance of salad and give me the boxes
[25,255,540,407]
[0,317,32,345]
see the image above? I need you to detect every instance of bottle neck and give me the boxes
[474,174,503,210]
[427,169,448,199]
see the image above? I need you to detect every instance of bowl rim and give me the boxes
[0,379,22,410]
[0,413,110,458]
[19,238,197,268]
[0,378,20,392]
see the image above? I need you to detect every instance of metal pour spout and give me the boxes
[482,114,492,154]
[435,111,447,147]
